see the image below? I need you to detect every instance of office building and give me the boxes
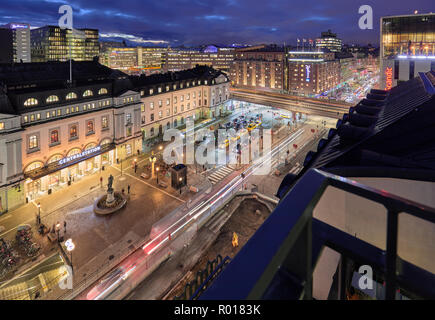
[286,50,340,96]
[165,45,235,74]
[31,26,99,62]
[0,23,31,63]
[380,13,435,89]
[316,29,342,52]
[230,45,285,92]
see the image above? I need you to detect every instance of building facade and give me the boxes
[316,30,342,53]
[286,51,340,96]
[380,13,435,90]
[0,23,31,63]
[31,26,99,62]
[0,62,230,212]
[230,46,284,92]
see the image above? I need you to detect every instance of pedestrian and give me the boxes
[127,185,130,194]
[134,164,138,173]
[100,176,103,188]
[122,188,125,194]
[64,221,67,234]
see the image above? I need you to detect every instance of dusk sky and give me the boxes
[0,0,433,47]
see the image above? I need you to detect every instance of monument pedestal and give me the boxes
[106,189,115,205]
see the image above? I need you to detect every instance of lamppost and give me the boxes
[65,238,75,272]
[55,222,61,242]
[133,158,138,173]
[37,202,41,225]
[156,167,159,184]
[179,177,183,195]
[150,153,157,179]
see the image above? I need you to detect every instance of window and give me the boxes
[70,125,78,139]
[29,135,38,149]
[181,104,184,112]
[23,116,28,123]
[166,85,169,91]
[173,84,177,90]
[166,122,170,129]
[0,122,4,130]
[98,88,108,95]
[87,120,94,134]
[150,102,154,110]
[66,92,77,100]
[36,113,41,120]
[141,116,146,124]
[187,93,190,100]
[24,98,38,107]
[158,111,162,118]
[83,90,93,97]
[174,96,177,104]
[50,130,59,144]
[180,95,184,102]
[174,119,177,127]
[187,103,190,110]
[166,98,170,105]
[158,87,162,93]
[127,126,132,137]
[150,114,154,122]
[46,112,50,118]
[141,104,145,112]
[149,89,154,95]
[46,95,59,103]
[126,113,132,124]
[158,100,162,107]
[150,127,155,136]
[102,116,109,129]
[166,109,170,116]
[174,106,177,114]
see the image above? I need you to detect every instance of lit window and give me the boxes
[29,135,38,149]
[46,95,59,103]
[98,88,108,95]
[102,116,108,129]
[87,120,94,134]
[66,92,77,100]
[166,98,170,105]
[0,122,4,130]
[83,90,93,97]
[24,98,38,107]
[70,125,78,139]
[150,102,154,110]
[50,130,59,144]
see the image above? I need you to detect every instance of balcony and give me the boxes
[200,169,435,300]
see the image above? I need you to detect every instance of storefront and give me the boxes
[116,137,142,162]
[24,142,116,201]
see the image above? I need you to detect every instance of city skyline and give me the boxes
[0,0,433,47]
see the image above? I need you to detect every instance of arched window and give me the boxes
[47,154,62,164]
[83,90,93,97]
[166,122,170,129]
[98,88,108,95]
[66,92,77,100]
[174,119,177,127]
[67,148,81,156]
[46,95,59,103]
[150,127,155,136]
[181,117,184,125]
[24,161,44,173]
[24,98,38,107]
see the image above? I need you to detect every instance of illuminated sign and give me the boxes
[10,24,28,29]
[58,146,101,165]
[305,65,311,82]
[384,67,393,91]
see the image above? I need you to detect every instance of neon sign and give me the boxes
[58,146,101,165]
[11,24,28,29]
[384,67,393,91]
[305,65,311,82]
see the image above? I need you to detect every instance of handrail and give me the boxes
[200,168,435,300]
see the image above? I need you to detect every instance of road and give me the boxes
[230,88,351,119]
[77,118,323,300]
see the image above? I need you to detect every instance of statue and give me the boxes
[107,174,114,192]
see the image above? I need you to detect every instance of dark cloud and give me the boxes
[0,0,433,46]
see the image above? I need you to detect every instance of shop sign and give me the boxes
[58,146,101,165]
[384,67,393,91]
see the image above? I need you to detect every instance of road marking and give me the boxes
[112,167,185,203]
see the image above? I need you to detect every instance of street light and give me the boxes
[156,167,159,184]
[37,202,41,225]
[149,153,157,178]
[55,223,61,242]
[65,238,75,272]
[179,177,183,195]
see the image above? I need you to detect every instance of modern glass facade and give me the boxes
[381,14,435,58]
[31,26,99,62]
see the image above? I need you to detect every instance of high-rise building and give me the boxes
[230,45,285,92]
[286,50,340,96]
[380,13,435,90]
[30,26,99,62]
[0,23,31,63]
[316,29,342,52]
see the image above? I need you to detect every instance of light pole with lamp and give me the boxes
[37,202,41,225]
[156,167,159,184]
[150,153,157,179]
[65,239,75,272]
[55,222,61,242]
[179,177,183,195]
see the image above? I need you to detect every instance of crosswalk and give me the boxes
[207,165,235,185]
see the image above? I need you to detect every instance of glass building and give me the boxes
[31,26,99,62]
[381,13,435,58]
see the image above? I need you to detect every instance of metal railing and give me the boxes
[200,169,435,300]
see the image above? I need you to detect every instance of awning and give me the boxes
[24,143,116,180]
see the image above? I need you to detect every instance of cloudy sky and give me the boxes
[0,0,432,46]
